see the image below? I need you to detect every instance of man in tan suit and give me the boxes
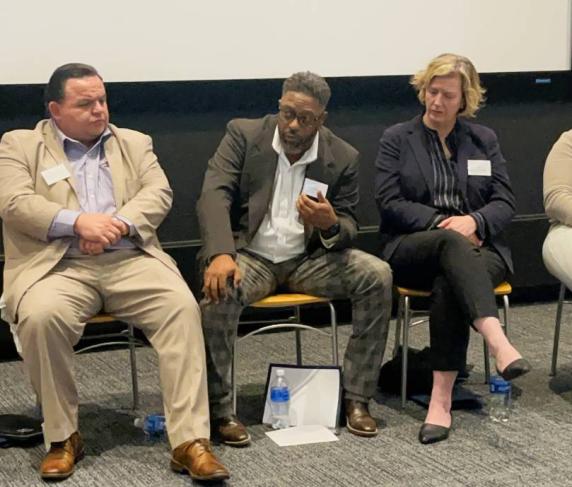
[0,63,229,482]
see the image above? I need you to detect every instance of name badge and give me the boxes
[302,178,328,200]
[468,159,491,177]
[41,164,71,186]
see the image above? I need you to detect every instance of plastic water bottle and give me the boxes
[270,369,291,429]
[134,413,166,440]
[489,376,511,423]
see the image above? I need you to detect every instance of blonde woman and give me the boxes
[375,53,530,444]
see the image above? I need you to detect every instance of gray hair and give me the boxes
[282,71,331,109]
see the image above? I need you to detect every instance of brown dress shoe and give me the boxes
[211,415,251,446]
[345,399,378,437]
[40,431,85,480]
[171,438,230,481]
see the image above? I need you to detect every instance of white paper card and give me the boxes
[262,366,341,429]
[265,425,339,447]
[468,159,491,176]
[41,164,71,186]
[302,178,328,199]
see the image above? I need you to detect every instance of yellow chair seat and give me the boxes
[493,282,512,296]
[397,281,512,298]
[251,293,329,308]
[87,313,115,324]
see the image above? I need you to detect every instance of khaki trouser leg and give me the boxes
[101,252,209,449]
[544,224,572,291]
[15,262,101,448]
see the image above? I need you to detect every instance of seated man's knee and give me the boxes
[168,288,201,321]
[434,229,473,252]
[17,297,79,341]
[353,252,393,292]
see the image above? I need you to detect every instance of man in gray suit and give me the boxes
[197,71,392,445]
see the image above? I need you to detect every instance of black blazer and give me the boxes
[374,115,515,272]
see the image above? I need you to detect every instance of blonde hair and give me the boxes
[410,53,486,118]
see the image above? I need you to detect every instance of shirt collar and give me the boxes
[421,116,461,141]
[272,126,319,166]
[51,119,111,153]
[421,116,459,152]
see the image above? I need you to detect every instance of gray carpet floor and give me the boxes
[2,300,572,486]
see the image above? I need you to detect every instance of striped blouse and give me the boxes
[424,124,486,239]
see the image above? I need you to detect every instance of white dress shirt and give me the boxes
[246,128,319,263]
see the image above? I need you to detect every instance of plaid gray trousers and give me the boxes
[200,248,392,419]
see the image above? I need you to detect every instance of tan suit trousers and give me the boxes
[543,224,572,291]
[14,249,209,449]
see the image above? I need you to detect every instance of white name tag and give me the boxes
[302,178,328,200]
[468,159,491,177]
[41,164,71,186]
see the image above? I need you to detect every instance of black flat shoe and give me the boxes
[497,358,531,381]
[418,422,451,445]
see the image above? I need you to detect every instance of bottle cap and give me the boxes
[276,369,285,377]
[489,375,511,393]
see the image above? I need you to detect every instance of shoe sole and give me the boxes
[419,433,450,445]
[170,459,230,481]
[212,432,251,447]
[497,362,531,381]
[221,435,251,447]
[40,449,85,480]
[346,420,378,438]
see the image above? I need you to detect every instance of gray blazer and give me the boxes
[197,114,360,262]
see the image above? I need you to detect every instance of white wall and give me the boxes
[1,0,570,84]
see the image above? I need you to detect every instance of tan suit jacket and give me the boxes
[0,120,178,323]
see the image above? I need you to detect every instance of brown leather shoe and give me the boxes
[40,431,85,480]
[211,415,251,446]
[171,438,230,481]
[345,399,378,437]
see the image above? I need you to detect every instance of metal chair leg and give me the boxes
[401,296,410,409]
[232,340,238,414]
[483,341,491,384]
[503,295,510,338]
[127,324,139,410]
[394,296,403,358]
[551,283,566,376]
[328,302,339,365]
[295,306,303,365]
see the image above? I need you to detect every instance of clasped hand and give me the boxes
[437,215,482,246]
[74,213,128,255]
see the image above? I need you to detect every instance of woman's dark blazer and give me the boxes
[374,115,516,273]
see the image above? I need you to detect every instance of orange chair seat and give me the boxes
[397,281,512,298]
[87,313,116,324]
[251,293,329,308]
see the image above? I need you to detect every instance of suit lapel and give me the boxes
[42,121,80,200]
[104,128,124,207]
[407,121,434,198]
[305,130,336,192]
[454,122,470,198]
[302,129,336,241]
[247,125,278,240]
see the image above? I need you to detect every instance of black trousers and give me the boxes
[388,230,508,371]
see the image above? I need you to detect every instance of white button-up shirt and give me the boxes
[246,127,319,263]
